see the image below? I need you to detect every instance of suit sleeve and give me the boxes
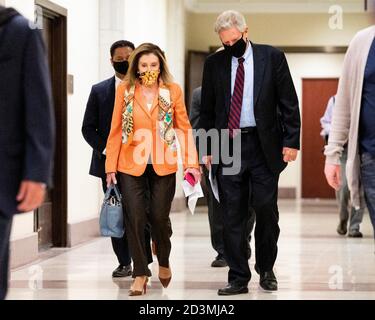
[173,84,200,170]
[198,58,216,156]
[189,88,201,130]
[82,87,107,153]
[275,51,301,150]
[105,83,125,173]
[22,28,55,186]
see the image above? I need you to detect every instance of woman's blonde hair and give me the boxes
[125,43,174,86]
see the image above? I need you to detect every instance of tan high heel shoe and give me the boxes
[129,276,148,296]
[159,266,172,288]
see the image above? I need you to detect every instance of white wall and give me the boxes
[99,0,125,80]
[50,0,102,224]
[4,0,34,19]
[7,0,101,243]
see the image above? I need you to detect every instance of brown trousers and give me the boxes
[119,165,175,277]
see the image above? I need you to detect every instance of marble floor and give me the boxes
[7,200,375,300]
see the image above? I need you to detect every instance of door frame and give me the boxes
[35,0,68,247]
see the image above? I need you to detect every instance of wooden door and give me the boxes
[34,1,68,249]
[302,79,338,199]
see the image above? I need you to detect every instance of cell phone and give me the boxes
[185,172,196,187]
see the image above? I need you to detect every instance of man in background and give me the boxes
[325,24,375,244]
[321,95,364,237]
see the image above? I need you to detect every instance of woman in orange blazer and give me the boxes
[106,43,201,296]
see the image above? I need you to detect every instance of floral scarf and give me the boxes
[122,85,177,151]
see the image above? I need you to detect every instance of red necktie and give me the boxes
[228,57,245,138]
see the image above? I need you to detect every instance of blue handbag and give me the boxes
[99,184,125,238]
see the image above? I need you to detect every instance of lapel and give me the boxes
[104,77,115,125]
[149,94,159,116]
[134,84,152,118]
[220,52,232,115]
[252,42,266,109]
[107,76,116,109]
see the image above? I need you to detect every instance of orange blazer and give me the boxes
[105,81,199,177]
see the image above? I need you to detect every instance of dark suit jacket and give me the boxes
[0,11,55,217]
[199,43,301,175]
[189,86,202,130]
[82,77,116,178]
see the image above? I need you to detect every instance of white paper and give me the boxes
[209,168,220,203]
[182,180,204,215]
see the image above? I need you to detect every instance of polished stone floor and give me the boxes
[7,200,375,300]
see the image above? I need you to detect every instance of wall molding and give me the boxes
[279,187,297,199]
[67,218,100,248]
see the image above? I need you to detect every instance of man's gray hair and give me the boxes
[214,10,247,34]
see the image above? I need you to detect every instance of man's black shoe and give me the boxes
[348,230,363,238]
[218,283,249,296]
[112,265,132,278]
[254,264,278,291]
[337,220,347,235]
[211,256,228,268]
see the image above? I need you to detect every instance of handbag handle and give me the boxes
[105,184,122,201]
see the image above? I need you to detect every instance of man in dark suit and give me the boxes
[190,86,255,268]
[82,41,152,278]
[0,7,55,300]
[199,11,300,295]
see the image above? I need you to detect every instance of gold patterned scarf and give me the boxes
[122,85,177,151]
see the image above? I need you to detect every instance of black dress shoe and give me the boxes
[112,265,132,278]
[337,220,347,235]
[254,264,278,292]
[218,283,249,296]
[348,230,363,238]
[211,256,228,268]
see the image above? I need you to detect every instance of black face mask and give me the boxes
[223,36,247,58]
[113,60,129,75]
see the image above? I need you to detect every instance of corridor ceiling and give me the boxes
[185,0,368,13]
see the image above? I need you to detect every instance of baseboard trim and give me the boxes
[67,217,100,247]
[10,233,38,269]
[278,187,297,199]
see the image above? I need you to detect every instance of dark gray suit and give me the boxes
[199,43,300,286]
[190,87,255,262]
[0,7,55,300]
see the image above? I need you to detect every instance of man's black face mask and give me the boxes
[223,34,247,58]
[113,60,129,75]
